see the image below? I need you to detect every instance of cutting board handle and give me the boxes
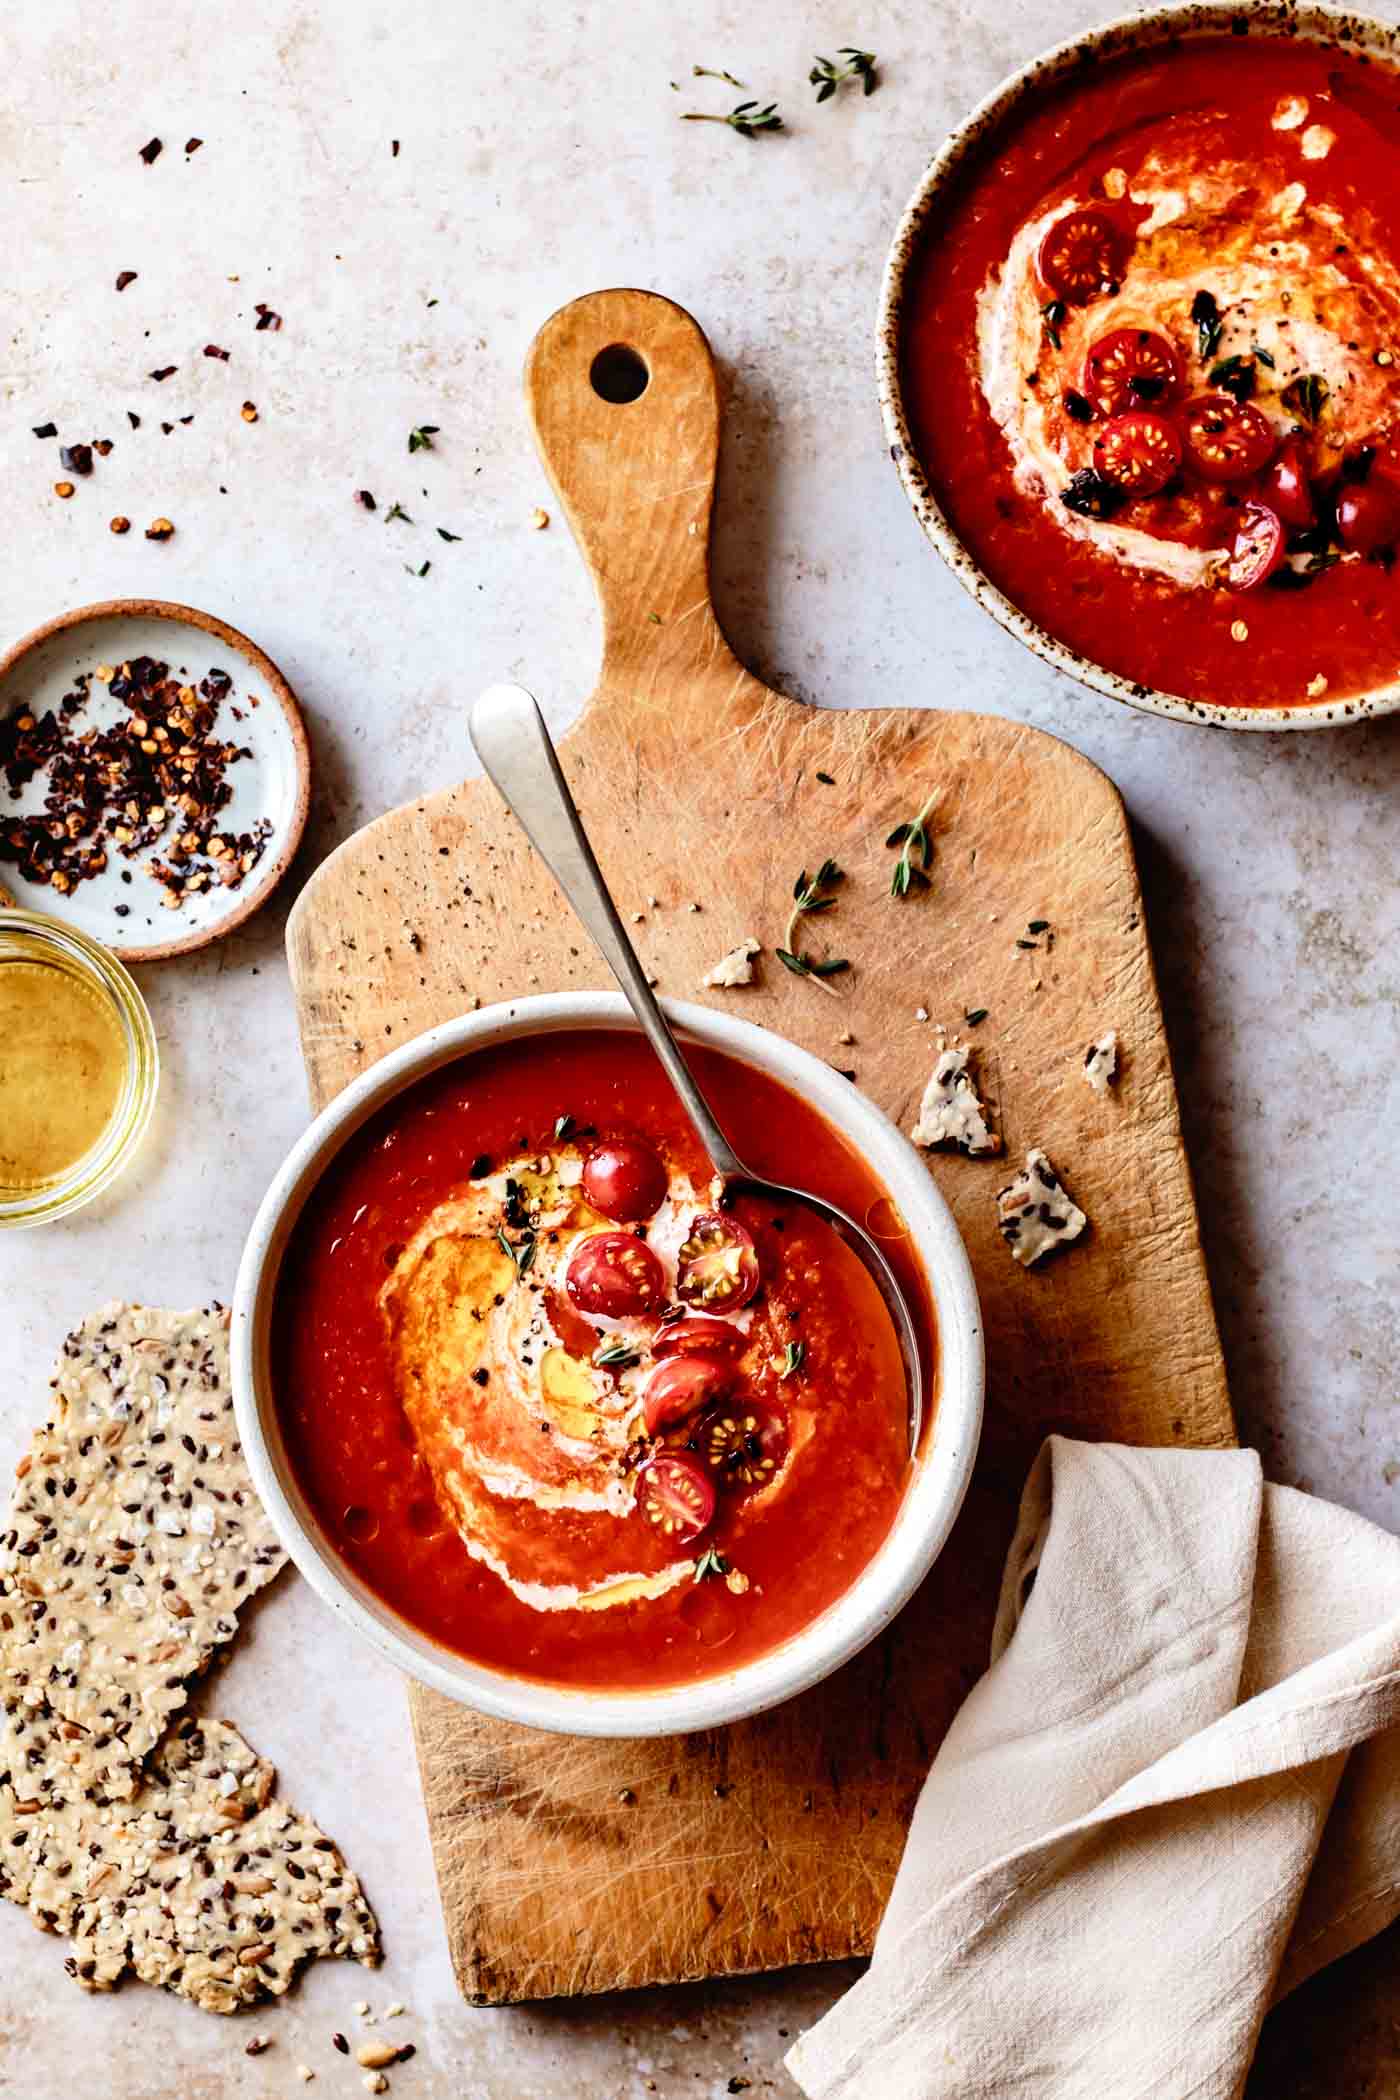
[524,288,747,708]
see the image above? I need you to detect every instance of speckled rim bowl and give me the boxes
[232,992,983,1739]
[877,0,1400,731]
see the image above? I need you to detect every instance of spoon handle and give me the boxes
[470,684,746,1182]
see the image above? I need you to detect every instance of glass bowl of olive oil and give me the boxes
[0,910,158,1227]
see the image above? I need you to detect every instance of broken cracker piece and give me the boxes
[0,1706,379,2008]
[911,1047,1000,1156]
[0,1304,285,1803]
[1083,1031,1118,1095]
[701,938,761,989]
[996,1149,1088,1266]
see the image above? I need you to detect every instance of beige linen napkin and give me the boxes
[787,1437,1400,2100]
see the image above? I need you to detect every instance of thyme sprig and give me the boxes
[683,99,783,137]
[810,47,878,100]
[887,786,941,898]
[693,63,745,87]
[777,858,849,991]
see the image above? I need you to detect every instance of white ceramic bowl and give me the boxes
[877,0,1400,731]
[232,992,983,1737]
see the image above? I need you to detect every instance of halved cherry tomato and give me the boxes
[1225,503,1285,591]
[1037,209,1129,306]
[1182,394,1276,483]
[701,1405,789,1492]
[1092,410,1182,496]
[676,1212,760,1310]
[1260,438,1315,528]
[581,1139,668,1221]
[652,1315,747,1358]
[566,1230,666,1318]
[636,1452,715,1541]
[642,1354,736,1435]
[1336,475,1400,554]
[1082,328,1183,417]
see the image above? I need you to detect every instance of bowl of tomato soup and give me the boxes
[880,2,1400,727]
[232,994,982,1737]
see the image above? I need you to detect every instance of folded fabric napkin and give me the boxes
[787,1437,1400,2100]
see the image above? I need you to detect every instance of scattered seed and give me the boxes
[54,481,75,499]
[356,489,377,510]
[244,2033,272,2056]
[356,2041,400,2069]
[149,365,177,382]
[185,135,203,153]
[139,136,162,164]
[254,302,282,331]
[145,517,176,541]
[332,2033,350,2055]
[296,2068,315,2084]
[241,400,259,422]
[362,2077,388,2097]
[32,421,57,438]
[109,515,131,534]
[531,506,550,529]
[115,270,138,292]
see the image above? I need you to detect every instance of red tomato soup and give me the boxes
[273,1031,933,1692]
[900,34,1400,709]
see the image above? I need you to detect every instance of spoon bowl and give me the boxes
[469,681,925,1454]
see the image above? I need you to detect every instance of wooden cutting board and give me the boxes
[285,288,1234,2005]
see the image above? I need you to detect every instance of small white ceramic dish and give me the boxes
[0,600,309,959]
[877,0,1400,731]
[232,993,984,1739]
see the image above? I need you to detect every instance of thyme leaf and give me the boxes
[384,501,412,523]
[496,1225,537,1275]
[553,1113,575,1141]
[1041,298,1067,351]
[594,1339,641,1368]
[693,1546,731,1583]
[1281,372,1329,425]
[1192,288,1223,363]
[780,1340,806,1378]
[683,99,783,137]
[1208,354,1256,403]
[408,423,440,454]
[888,785,940,898]
[809,47,878,101]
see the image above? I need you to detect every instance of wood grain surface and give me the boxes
[285,288,1234,2004]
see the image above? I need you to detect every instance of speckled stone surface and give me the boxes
[2,1,1398,2093]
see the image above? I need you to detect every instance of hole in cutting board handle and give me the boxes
[589,343,650,404]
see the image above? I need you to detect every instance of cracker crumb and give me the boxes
[1301,122,1335,160]
[1306,673,1328,698]
[915,1006,929,1022]
[911,1047,1000,1156]
[1083,1030,1119,1094]
[1272,93,1308,130]
[701,938,760,989]
[384,2002,406,2018]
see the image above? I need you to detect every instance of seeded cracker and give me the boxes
[996,1149,1088,1265]
[0,1304,381,2006]
[0,1304,284,1801]
[911,1046,1001,1156]
[0,1706,379,2007]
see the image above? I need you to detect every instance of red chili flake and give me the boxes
[59,444,94,477]
[355,489,377,511]
[149,366,177,382]
[92,439,114,457]
[203,344,230,361]
[115,270,138,292]
[179,414,194,425]
[32,422,57,439]
[160,422,174,436]
[126,410,141,430]
[184,136,203,154]
[253,302,282,332]
[0,656,271,908]
[139,137,162,164]
[391,139,400,156]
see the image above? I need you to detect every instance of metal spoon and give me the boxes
[469,683,924,1456]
